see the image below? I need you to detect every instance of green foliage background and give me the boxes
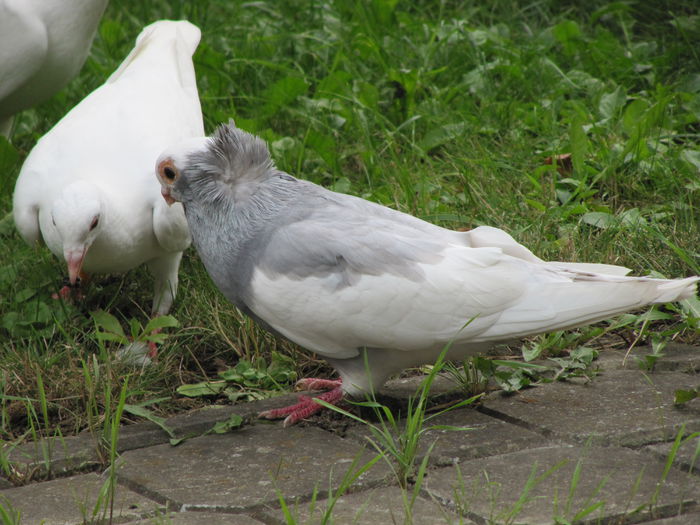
[0,0,698,438]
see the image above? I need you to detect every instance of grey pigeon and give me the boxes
[156,122,699,426]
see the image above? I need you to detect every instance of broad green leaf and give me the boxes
[316,70,353,98]
[90,310,126,338]
[176,381,227,397]
[553,20,582,54]
[598,86,626,119]
[674,389,698,406]
[522,345,544,362]
[262,76,308,116]
[581,211,615,229]
[680,150,700,171]
[622,99,649,135]
[143,315,179,334]
[419,122,466,152]
[210,414,244,434]
[14,288,37,303]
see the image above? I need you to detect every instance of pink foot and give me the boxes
[295,378,342,391]
[52,284,85,301]
[259,383,344,427]
[147,327,163,359]
[55,285,73,301]
[147,341,158,359]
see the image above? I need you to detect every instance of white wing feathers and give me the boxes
[249,238,698,361]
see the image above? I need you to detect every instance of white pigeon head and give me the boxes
[51,181,104,284]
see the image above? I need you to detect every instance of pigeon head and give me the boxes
[50,181,104,284]
[155,122,276,208]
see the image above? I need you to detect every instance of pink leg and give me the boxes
[295,378,342,391]
[53,285,73,301]
[147,327,163,359]
[259,383,344,427]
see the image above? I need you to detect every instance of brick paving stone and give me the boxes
[0,473,161,525]
[263,485,468,525]
[346,407,549,467]
[124,511,266,524]
[644,510,700,524]
[480,369,700,446]
[4,433,101,482]
[117,423,389,510]
[424,445,700,525]
[595,343,700,374]
[646,432,700,473]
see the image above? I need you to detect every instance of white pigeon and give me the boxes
[13,20,203,326]
[0,0,109,136]
[156,123,699,426]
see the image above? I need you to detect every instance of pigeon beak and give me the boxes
[161,187,176,206]
[65,247,87,285]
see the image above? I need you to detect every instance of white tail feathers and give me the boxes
[476,271,698,342]
[654,276,699,302]
[107,20,201,85]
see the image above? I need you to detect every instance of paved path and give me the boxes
[1,343,699,524]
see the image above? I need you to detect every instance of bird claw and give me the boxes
[257,384,344,426]
[295,377,342,391]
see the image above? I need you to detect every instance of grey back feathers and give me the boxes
[177,123,443,306]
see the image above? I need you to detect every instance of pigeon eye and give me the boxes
[163,166,177,182]
[89,216,99,231]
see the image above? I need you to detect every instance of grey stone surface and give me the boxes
[0,473,161,525]
[645,510,700,524]
[124,511,266,524]
[118,423,389,510]
[480,369,700,446]
[0,393,310,485]
[380,374,463,399]
[594,343,700,373]
[647,432,700,473]
[424,445,700,525]
[266,485,468,525]
[4,433,100,481]
[347,406,547,467]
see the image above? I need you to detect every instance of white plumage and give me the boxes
[157,123,699,425]
[13,20,203,317]
[0,0,109,136]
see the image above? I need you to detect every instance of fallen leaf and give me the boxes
[544,153,573,175]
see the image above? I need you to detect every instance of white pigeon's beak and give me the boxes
[64,247,87,285]
[161,187,176,206]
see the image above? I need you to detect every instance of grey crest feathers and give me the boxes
[187,122,276,188]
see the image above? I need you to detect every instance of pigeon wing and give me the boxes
[246,205,529,359]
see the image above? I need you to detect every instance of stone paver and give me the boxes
[265,485,468,525]
[480,369,700,446]
[0,473,161,525]
[647,432,700,473]
[5,433,100,481]
[645,510,700,524]
[124,511,265,524]
[1,345,698,524]
[347,406,547,467]
[595,343,700,374]
[118,423,389,510]
[424,445,700,525]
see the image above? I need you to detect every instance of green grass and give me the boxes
[0,0,699,456]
